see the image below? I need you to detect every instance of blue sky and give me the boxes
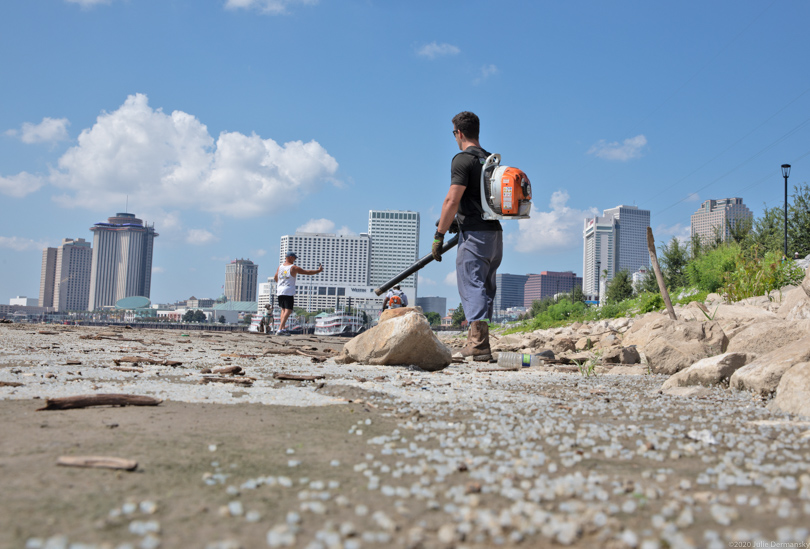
[2,0,809,308]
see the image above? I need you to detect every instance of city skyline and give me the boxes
[1,1,808,308]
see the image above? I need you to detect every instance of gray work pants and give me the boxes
[456,229,503,322]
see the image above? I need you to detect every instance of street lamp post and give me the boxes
[782,164,791,257]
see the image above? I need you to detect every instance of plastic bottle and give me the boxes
[497,352,542,369]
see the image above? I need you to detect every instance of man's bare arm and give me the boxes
[437,185,465,234]
[292,265,324,276]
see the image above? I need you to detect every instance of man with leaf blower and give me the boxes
[432,111,503,361]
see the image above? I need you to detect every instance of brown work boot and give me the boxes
[454,320,492,362]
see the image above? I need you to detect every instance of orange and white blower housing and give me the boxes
[479,154,532,220]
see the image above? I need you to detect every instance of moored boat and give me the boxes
[315,311,365,336]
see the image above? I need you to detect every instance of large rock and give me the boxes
[726,319,810,355]
[769,362,810,417]
[777,286,810,321]
[660,352,752,390]
[776,265,810,320]
[622,313,728,375]
[601,346,641,364]
[729,337,810,396]
[336,308,451,371]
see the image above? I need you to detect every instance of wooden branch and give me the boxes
[57,456,138,471]
[646,227,678,320]
[0,381,23,387]
[273,373,325,381]
[37,394,162,411]
[213,365,243,375]
[200,376,254,385]
[220,353,258,359]
[111,366,144,373]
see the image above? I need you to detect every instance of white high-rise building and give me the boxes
[368,210,420,294]
[88,213,158,310]
[582,205,650,300]
[275,232,385,314]
[691,198,753,245]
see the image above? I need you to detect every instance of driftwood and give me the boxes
[200,376,254,385]
[262,348,299,356]
[0,381,23,387]
[57,456,138,471]
[112,356,182,367]
[646,227,677,320]
[37,394,163,411]
[213,365,244,375]
[220,353,258,359]
[273,373,325,381]
[111,366,144,373]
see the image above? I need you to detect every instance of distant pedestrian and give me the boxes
[382,285,408,311]
[795,252,800,260]
[273,252,323,335]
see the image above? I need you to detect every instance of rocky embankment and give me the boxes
[471,264,810,418]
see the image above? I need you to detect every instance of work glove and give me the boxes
[432,231,444,262]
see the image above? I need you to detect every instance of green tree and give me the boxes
[638,269,660,294]
[605,270,634,303]
[788,182,810,258]
[182,310,195,322]
[425,311,441,325]
[192,310,207,322]
[660,237,690,290]
[451,303,466,327]
[570,285,585,303]
[218,315,226,324]
[749,204,784,255]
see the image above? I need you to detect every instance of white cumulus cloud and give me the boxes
[509,190,599,254]
[6,117,70,144]
[416,42,461,59]
[0,172,44,198]
[474,64,498,84]
[418,274,436,286]
[186,229,218,245]
[224,0,318,14]
[588,134,647,161]
[66,0,113,7]
[296,218,355,235]
[48,93,338,217]
[0,236,49,252]
[444,271,457,286]
[655,223,691,244]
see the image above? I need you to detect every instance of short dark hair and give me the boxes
[452,111,479,140]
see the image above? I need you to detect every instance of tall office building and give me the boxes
[493,273,529,313]
[88,213,158,310]
[225,259,259,302]
[54,238,92,311]
[691,198,752,245]
[583,205,650,299]
[277,232,381,313]
[416,296,447,317]
[39,247,58,308]
[368,210,420,294]
[523,271,582,306]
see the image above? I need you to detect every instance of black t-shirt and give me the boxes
[451,146,503,232]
